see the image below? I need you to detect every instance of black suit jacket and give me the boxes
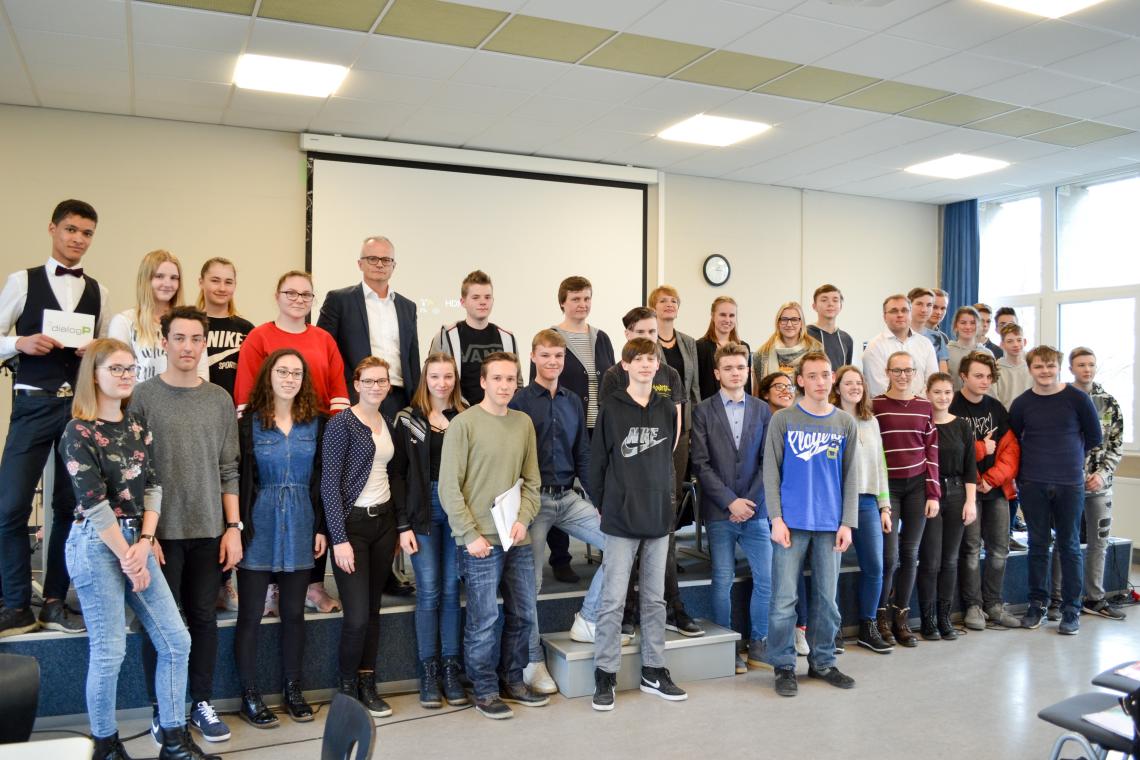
[317,283,420,401]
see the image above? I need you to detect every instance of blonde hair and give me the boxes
[410,353,468,418]
[72,338,135,422]
[195,257,240,317]
[647,284,680,310]
[757,301,822,356]
[702,296,741,344]
[133,250,185,349]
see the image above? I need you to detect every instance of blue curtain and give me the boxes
[940,199,980,332]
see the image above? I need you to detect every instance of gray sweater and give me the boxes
[129,377,240,540]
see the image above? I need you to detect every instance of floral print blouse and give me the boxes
[62,412,162,529]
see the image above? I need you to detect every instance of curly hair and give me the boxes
[247,349,321,429]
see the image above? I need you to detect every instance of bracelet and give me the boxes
[140,534,155,545]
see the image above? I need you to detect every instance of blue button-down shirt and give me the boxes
[509,381,590,490]
[719,389,746,449]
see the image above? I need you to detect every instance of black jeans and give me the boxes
[917,481,966,610]
[143,536,222,704]
[234,568,308,688]
[880,475,927,611]
[331,504,397,679]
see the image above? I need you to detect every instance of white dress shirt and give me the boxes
[362,282,404,387]
[0,258,111,389]
[861,328,940,398]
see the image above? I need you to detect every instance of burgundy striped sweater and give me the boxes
[872,394,941,500]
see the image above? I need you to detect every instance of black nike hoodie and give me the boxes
[589,388,676,539]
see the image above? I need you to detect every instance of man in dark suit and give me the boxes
[317,235,420,421]
[689,341,772,673]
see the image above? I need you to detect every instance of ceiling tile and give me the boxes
[781,161,894,191]
[706,92,818,125]
[590,105,677,135]
[790,0,944,32]
[672,51,797,91]
[1048,39,1140,85]
[604,137,710,168]
[1027,121,1135,147]
[887,0,1036,49]
[542,66,657,103]
[810,116,953,161]
[814,34,953,80]
[582,33,710,78]
[309,96,416,134]
[39,89,131,114]
[517,0,663,31]
[830,171,940,197]
[1120,74,1140,93]
[1015,150,1136,176]
[450,51,570,91]
[459,0,527,10]
[133,43,236,83]
[970,69,1098,108]
[860,129,1009,169]
[969,19,1125,68]
[966,109,1079,137]
[374,0,507,48]
[626,79,739,115]
[759,103,889,144]
[387,106,499,147]
[353,35,472,78]
[727,0,803,11]
[256,0,386,32]
[1063,1,1140,38]
[539,128,651,162]
[902,94,1016,126]
[834,81,949,114]
[508,94,613,128]
[134,100,225,123]
[5,0,126,38]
[464,117,576,154]
[420,80,532,115]
[131,2,250,52]
[727,13,870,65]
[1074,129,1140,159]
[974,138,1068,162]
[16,29,128,71]
[482,16,613,64]
[756,66,879,103]
[227,88,327,117]
[1101,105,1140,131]
[28,65,129,96]
[247,18,366,65]
[335,69,443,105]
[134,75,232,107]
[626,0,778,49]
[1037,86,1140,121]
[664,145,782,178]
[223,107,315,132]
[137,0,254,14]
[894,51,1033,94]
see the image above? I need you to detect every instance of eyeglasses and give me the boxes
[358,378,391,388]
[360,256,395,268]
[885,308,911,316]
[100,364,139,378]
[274,368,304,380]
[778,317,802,324]
[770,383,794,393]
[279,290,315,303]
[887,368,916,376]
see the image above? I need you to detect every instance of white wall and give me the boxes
[1111,478,1140,548]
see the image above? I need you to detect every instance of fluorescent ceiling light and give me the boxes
[979,0,1108,18]
[658,114,771,147]
[233,54,347,98]
[905,153,1010,179]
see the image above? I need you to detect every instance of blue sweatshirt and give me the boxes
[1009,384,1101,486]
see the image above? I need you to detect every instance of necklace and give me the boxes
[659,335,676,347]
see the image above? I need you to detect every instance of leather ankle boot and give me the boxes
[892,606,918,647]
[875,607,897,646]
[238,687,278,728]
[357,670,393,717]
[937,601,958,640]
[441,656,468,705]
[919,603,941,641]
[158,726,220,760]
[93,732,132,760]
[283,680,313,721]
[420,658,443,709]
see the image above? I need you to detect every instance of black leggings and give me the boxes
[880,475,927,611]
[331,506,397,679]
[917,482,966,610]
[234,568,309,688]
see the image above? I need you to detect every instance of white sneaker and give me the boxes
[794,626,810,656]
[523,662,558,695]
[571,612,631,646]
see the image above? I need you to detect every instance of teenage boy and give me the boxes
[1048,348,1126,621]
[928,288,950,334]
[992,323,1031,409]
[0,199,107,637]
[429,270,519,405]
[600,307,703,638]
[130,306,241,742]
[994,307,1018,335]
[861,295,940,397]
[908,287,949,373]
[690,342,772,673]
[974,303,1003,359]
[950,352,1022,630]
[439,352,545,720]
[806,284,854,371]
[764,352,857,697]
[1010,346,1101,635]
[509,329,619,696]
[591,338,685,711]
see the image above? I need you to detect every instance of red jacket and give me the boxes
[974,429,1019,501]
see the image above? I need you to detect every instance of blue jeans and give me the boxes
[66,520,191,738]
[851,494,885,621]
[0,395,75,607]
[460,543,536,701]
[706,516,771,641]
[409,484,462,661]
[1021,480,1084,614]
[527,489,607,662]
[769,529,841,671]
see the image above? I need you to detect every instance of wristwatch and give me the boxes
[140,534,155,545]
[226,521,243,531]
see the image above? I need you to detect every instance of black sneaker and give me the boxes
[808,665,855,689]
[1021,604,1045,630]
[498,681,550,707]
[474,696,513,720]
[857,619,893,654]
[552,563,580,584]
[592,669,616,712]
[665,610,705,638]
[1058,611,1080,635]
[774,667,798,697]
[0,606,38,638]
[639,666,687,701]
[834,630,845,653]
[621,621,636,639]
[419,659,443,709]
[357,671,393,718]
[1046,602,1062,622]
[1083,599,1127,621]
[38,600,85,633]
[441,657,468,705]
[1009,536,1027,551]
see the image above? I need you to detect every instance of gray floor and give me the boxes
[31,570,1140,760]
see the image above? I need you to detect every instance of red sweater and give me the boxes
[234,322,349,416]
[872,394,941,500]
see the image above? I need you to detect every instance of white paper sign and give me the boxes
[43,309,95,349]
[490,478,523,550]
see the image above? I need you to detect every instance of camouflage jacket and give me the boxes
[1085,382,1123,495]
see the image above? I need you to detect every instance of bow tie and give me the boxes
[55,266,83,278]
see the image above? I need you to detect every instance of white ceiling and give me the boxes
[3,0,1140,204]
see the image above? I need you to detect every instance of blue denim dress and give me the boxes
[240,417,318,572]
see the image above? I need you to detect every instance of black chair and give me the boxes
[1093,661,1140,695]
[0,653,40,744]
[321,693,376,760]
[1037,692,1135,760]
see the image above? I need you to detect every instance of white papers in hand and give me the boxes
[490,478,523,550]
[42,309,95,349]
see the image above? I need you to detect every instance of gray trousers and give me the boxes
[959,495,1010,610]
[594,534,668,674]
[1051,493,1113,602]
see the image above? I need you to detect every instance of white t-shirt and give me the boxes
[355,422,395,506]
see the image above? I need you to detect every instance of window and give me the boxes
[1057,174,1140,292]
[979,195,1042,299]
[1059,298,1134,444]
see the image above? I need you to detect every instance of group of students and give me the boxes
[0,200,1124,758]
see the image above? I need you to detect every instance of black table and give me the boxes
[1037,692,1134,760]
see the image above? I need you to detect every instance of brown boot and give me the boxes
[893,606,918,647]
[876,607,897,647]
